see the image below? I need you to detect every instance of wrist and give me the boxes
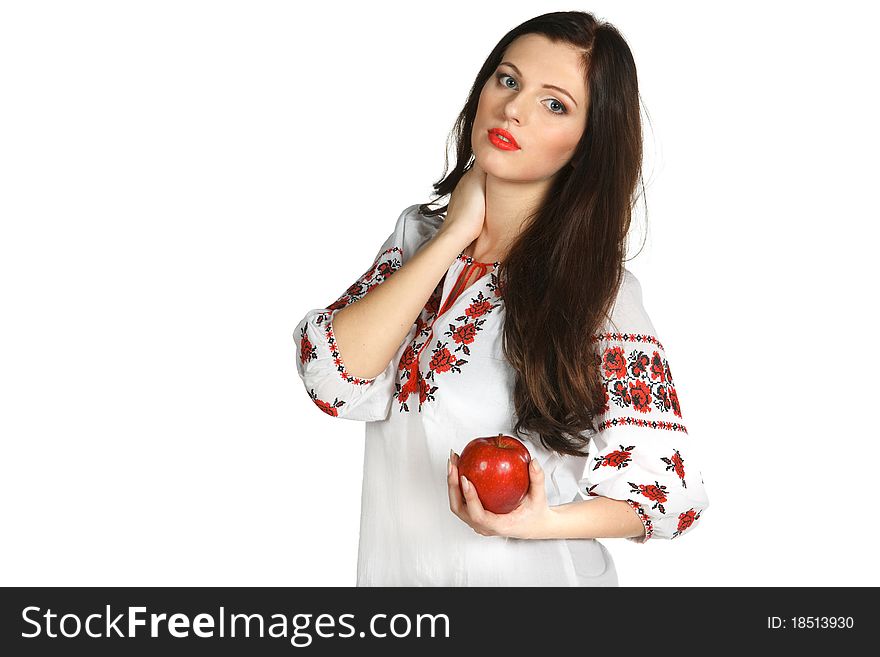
[431,227,472,256]
[525,506,561,540]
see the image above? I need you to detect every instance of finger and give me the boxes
[448,452,464,516]
[527,458,547,503]
[460,475,486,520]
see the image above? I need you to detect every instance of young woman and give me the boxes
[294,11,710,586]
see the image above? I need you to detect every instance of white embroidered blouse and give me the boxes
[293,203,710,586]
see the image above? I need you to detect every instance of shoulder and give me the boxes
[398,202,444,237]
[603,267,658,337]
[391,203,445,258]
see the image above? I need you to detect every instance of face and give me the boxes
[473,34,589,182]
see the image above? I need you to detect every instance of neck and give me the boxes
[465,172,551,263]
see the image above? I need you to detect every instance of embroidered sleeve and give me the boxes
[576,274,710,543]
[292,207,412,422]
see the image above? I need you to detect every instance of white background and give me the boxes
[1,0,877,586]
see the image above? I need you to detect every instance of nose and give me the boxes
[502,97,523,125]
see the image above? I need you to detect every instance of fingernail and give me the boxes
[449,448,454,461]
[447,458,452,475]
[531,459,540,471]
[461,476,469,493]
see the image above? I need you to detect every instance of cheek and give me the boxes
[476,84,495,111]
[514,126,580,176]
[543,126,581,161]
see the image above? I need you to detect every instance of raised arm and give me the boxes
[333,164,489,380]
[332,229,468,380]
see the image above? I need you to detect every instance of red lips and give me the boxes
[488,127,520,150]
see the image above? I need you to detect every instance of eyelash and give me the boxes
[495,72,568,115]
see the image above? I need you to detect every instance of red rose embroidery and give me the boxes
[671,450,685,480]
[639,484,667,503]
[629,481,668,513]
[661,450,688,488]
[593,445,635,470]
[395,272,498,413]
[314,399,338,416]
[429,347,457,374]
[669,387,682,417]
[594,336,688,433]
[308,389,345,417]
[677,509,696,532]
[611,380,631,405]
[650,351,666,382]
[299,331,315,365]
[398,345,417,371]
[602,346,627,379]
[418,376,431,404]
[656,385,671,411]
[451,322,477,346]
[631,351,650,378]
[629,379,653,413]
[465,299,492,319]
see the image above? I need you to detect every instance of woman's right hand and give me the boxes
[437,160,487,245]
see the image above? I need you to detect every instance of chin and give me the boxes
[475,149,507,174]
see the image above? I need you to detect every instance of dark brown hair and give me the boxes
[418,11,646,457]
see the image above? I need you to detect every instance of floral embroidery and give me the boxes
[628,480,668,514]
[298,326,316,365]
[591,331,664,351]
[395,283,442,412]
[395,267,501,412]
[626,500,654,542]
[308,388,345,417]
[593,333,687,434]
[395,345,438,413]
[592,444,635,470]
[443,290,495,356]
[324,247,402,312]
[661,449,688,488]
[673,508,701,538]
[305,247,403,387]
[428,342,466,375]
[589,477,702,541]
[414,283,444,337]
[596,416,688,432]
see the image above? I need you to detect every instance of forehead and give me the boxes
[501,34,588,101]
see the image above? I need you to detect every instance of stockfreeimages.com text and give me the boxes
[21,605,451,646]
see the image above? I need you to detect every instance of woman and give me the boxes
[293,11,709,586]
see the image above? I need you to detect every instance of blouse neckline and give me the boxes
[455,251,502,268]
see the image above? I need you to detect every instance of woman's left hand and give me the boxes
[447,450,554,540]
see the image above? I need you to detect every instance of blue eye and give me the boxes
[495,73,568,115]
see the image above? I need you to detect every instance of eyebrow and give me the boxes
[498,61,579,108]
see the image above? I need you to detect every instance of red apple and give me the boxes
[458,434,532,514]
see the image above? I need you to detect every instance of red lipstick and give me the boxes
[488,127,520,151]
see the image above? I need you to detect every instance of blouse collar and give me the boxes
[456,251,502,269]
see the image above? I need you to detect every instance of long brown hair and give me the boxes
[419,11,646,457]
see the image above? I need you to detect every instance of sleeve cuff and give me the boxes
[624,500,654,544]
